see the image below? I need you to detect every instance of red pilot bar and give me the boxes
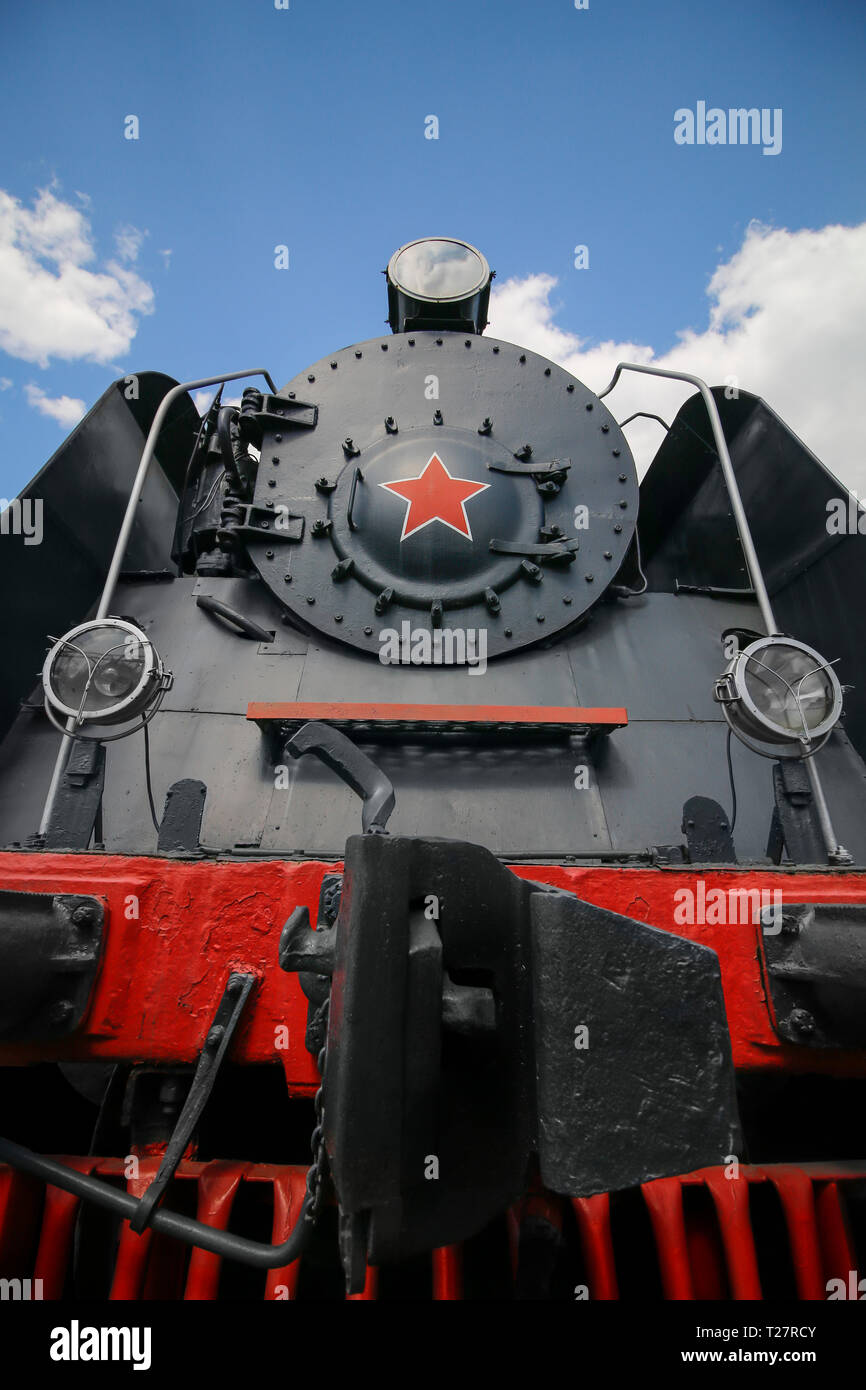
[246,702,628,734]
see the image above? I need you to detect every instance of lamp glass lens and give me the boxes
[392,240,484,301]
[51,627,146,717]
[743,644,834,734]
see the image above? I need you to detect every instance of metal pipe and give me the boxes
[38,368,276,835]
[598,361,846,864]
[0,1135,314,1269]
[598,362,777,635]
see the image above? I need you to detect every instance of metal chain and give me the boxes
[304,996,330,1223]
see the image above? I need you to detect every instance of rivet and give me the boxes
[563,595,573,605]
[275,434,283,443]
[612,448,621,457]
[604,550,612,560]
[586,402,593,411]
[585,573,594,582]
[355,350,362,358]
[308,374,315,382]
[266,499,274,508]
[619,499,628,509]
[614,523,623,533]
[436,338,443,345]
[492,346,500,354]
[272,456,280,464]
[566,383,575,392]
[619,473,627,482]
[307,596,316,605]
[268,479,276,487]
[381,343,388,350]
[601,423,609,433]
[408,339,415,346]
[266,549,274,559]
[504,627,512,636]
[536,613,545,622]
[335,614,343,622]
[364,626,373,636]
[544,367,551,376]
[288,391,296,398]
[519,354,526,363]
[465,339,472,347]
[284,574,292,583]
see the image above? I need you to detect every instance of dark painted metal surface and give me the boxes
[759,901,866,1048]
[682,795,737,864]
[531,890,741,1195]
[0,891,103,1039]
[156,778,207,854]
[43,738,105,850]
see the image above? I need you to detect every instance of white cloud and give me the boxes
[159,249,172,271]
[192,389,241,416]
[0,186,154,367]
[114,223,147,263]
[487,221,866,493]
[0,376,11,390]
[25,382,86,428]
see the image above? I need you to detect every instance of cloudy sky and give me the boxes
[0,0,864,499]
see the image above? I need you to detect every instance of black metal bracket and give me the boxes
[157,779,207,855]
[238,391,318,446]
[767,760,826,865]
[43,739,106,851]
[0,891,104,1040]
[232,503,304,544]
[682,795,737,863]
[130,971,256,1233]
[759,901,866,1048]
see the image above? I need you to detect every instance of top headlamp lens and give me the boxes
[390,239,488,302]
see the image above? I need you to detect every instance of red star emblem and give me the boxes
[379,453,490,541]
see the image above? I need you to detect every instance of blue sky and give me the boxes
[1,0,865,498]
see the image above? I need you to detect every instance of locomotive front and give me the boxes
[0,237,865,1301]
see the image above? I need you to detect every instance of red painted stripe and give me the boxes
[263,1167,309,1301]
[34,1158,98,1299]
[815,1180,857,1283]
[767,1168,825,1300]
[184,1162,249,1301]
[432,1245,463,1300]
[571,1194,619,1300]
[345,1264,379,1301]
[642,1177,695,1300]
[699,1168,762,1300]
[109,1159,160,1300]
[247,701,628,727]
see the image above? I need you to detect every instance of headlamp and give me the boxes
[43,619,170,732]
[714,635,842,758]
[386,237,492,334]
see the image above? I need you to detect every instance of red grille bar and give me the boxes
[0,1160,861,1300]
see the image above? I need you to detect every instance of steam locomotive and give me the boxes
[1,237,865,1302]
